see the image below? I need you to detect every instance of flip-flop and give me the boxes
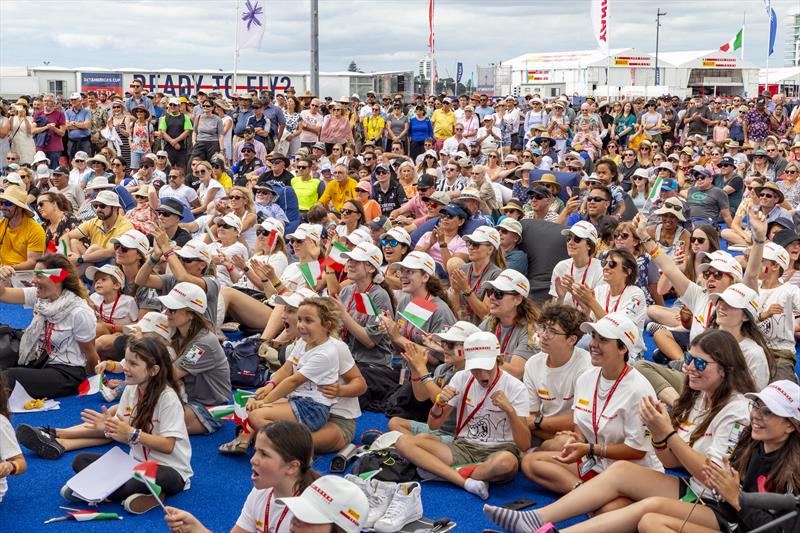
[218,439,250,455]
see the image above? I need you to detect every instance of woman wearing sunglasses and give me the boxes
[551,221,604,310]
[634,211,765,365]
[380,227,411,291]
[335,198,368,240]
[489,328,755,533]
[609,222,663,306]
[777,161,800,207]
[448,226,505,325]
[190,99,225,163]
[415,203,469,276]
[37,191,79,251]
[204,212,249,289]
[627,168,651,212]
[107,100,131,167]
[191,160,225,216]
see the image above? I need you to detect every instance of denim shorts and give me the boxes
[187,400,224,434]
[289,396,330,432]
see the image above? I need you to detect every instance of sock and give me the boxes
[483,504,544,533]
[464,478,489,500]
[646,322,666,335]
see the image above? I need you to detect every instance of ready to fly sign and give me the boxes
[124,73,300,98]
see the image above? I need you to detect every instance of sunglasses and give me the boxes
[633,176,646,181]
[340,208,356,215]
[613,232,631,240]
[217,223,236,230]
[256,229,271,237]
[465,240,485,249]
[690,236,707,244]
[786,170,798,174]
[179,256,204,264]
[702,269,726,280]
[486,288,515,299]
[241,149,254,153]
[296,165,309,170]
[196,169,208,174]
[586,196,606,203]
[229,195,245,200]
[531,194,548,200]
[381,238,401,247]
[683,352,716,372]
[91,203,111,210]
[566,234,586,244]
[157,210,178,217]
[759,193,776,199]
[601,258,620,269]
[113,243,133,252]
[288,238,305,245]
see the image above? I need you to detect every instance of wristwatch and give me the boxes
[534,412,544,431]
[76,256,84,265]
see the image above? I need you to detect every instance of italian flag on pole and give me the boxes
[298,260,322,288]
[353,293,380,315]
[133,460,162,497]
[719,28,743,52]
[233,390,253,433]
[647,175,663,202]
[323,242,350,272]
[399,297,438,329]
[69,510,121,521]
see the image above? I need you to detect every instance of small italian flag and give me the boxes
[207,404,235,420]
[647,175,663,202]
[68,510,121,521]
[353,293,380,315]
[323,241,350,272]
[78,374,105,396]
[298,260,322,289]
[266,230,279,252]
[46,238,68,256]
[233,390,253,433]
[399,297,438,329]
[719,28,743,52]
[132,460,162,497]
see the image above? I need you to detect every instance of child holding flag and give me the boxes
[63,336,192,514]
[219,297,340,454]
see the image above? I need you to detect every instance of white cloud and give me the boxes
[51,33,115,49]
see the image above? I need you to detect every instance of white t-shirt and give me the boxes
[592,283,647,357]
[236,487,293,533]
[524,348,591,417]
[190,214,212,240]
[280,262,312,293]
[738,337,770,391]
[117,385,193,486]
[446,369,528,445]
[549,258,605,308]
[235,253,289,291]
[326,337,361,419]
[0,415,21,502]
[209,241,250,288]
[478,126,502,150]
[23,288,96,367]
[676,394,751,498]
[679,282,714,340]
[757,282,800,353]
[90,293,139,325]
[197,179,226,203]
[573,366,663,473]
[286,338,340,406]
[159,184,198,207]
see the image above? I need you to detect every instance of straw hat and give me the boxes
[531,173,563,194]
[0,185,35,216]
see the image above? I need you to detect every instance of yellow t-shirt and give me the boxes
[431,109,456,140]
[0,215,45,266]
[319,178,358,211]
[364,116,386,142]
[77,215,134,249]
[292,176,322,211]
[217,172,233,191]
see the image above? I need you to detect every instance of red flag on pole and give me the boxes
[428,0,435,53]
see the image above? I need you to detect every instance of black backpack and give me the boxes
[0,324,24,370]
[351,447,419,483]
[223,335,269,389]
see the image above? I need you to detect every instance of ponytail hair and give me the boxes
[260,421,320,493]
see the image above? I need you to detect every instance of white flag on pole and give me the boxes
[237,0,266,49]
[590,0,610,56]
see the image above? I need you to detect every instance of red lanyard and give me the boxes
[495,322,516,356]
[570,258,592,287]
[134,388,149,460]
[456,370,503,435]
[469,264,489,294]
[591,365,630,441]
[264,489,298,533]
[42,322,55,354]
[701,301,714,328]
[99,294,121,324]
[604,286,628,314]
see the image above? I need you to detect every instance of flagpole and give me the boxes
[741,11,745,62]
[233,0,240,97]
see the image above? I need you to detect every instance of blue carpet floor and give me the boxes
[2,298,798,532]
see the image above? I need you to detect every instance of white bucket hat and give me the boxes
[580,312,639,354]
[496,217,523,237]
[158,282,208,314]
[92,190,121,208]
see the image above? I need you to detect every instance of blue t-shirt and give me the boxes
[409,118,434,142]
[65,107,91,140]
[246,114,269,144]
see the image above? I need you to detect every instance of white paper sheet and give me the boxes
[8,381,60,413]
[10,271,35,288]
[66,447,138,503]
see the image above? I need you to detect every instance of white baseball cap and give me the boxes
[698,252,743,279]
[123,312,173,341]
[213,213,243,233]
[762,241,790,271]
[580,312,639,354]
[286,223,322,243]
[698,249,732,263]
[389,251,436,276]
[562,220,598,244]
[433,321,482,343]
[158,282,208,314]
[343,227,371,247]
[745,380,800,421]
[708,283,760,322]
[85,264,125,285]
[496,217,523,237]
[275,287,317,309]
[485,269,530,297]
[69,92,82,100]
[176,240,212,263]
[2,173,24,188]
[464,226,501,250]
[260,217,285,235]
[92,190,121,208]
[381,227,411,246]
[463,331,501,371]
[343,242,383,270]
[277,475,368,533]
[111,229,150,256]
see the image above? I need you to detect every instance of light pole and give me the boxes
[655,9,667,86]
[310,0,319,97]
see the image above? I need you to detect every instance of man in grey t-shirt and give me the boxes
[685,167,732,227]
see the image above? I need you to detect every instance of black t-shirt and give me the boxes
[258,169,293,187]
[234,158,263,185]
[164,113,189,149]
[147,226,191,248]
[714,173,744,212]
[372,179,407,215]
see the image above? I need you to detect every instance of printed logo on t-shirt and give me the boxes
[182,345,205,366]
[538,389,555,400]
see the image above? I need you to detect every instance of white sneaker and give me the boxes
[374,481,424,533]
[364,478,399,528]
[344,473,371,496]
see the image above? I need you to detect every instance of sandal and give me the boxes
[218,438,250,455]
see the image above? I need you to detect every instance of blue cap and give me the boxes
[439,203,469,219]
[661,179,678,191]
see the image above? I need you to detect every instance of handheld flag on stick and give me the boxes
[68,510,122,521]
[132,460,163,498]
[34,268,69,284]
[323,241,350,272]
[399,297,437,329]
[77,374,105,396]
[298,261,322,289]
[233,390,254,433]
[353,293,380,315]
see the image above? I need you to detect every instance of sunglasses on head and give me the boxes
[486,287,515,299]
[702,269,726,280]
[381,238,401,247]
[683,352,715,372]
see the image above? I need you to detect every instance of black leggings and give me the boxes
[3,364,85,398]
[72,453,185,501]
[191,140,220,163]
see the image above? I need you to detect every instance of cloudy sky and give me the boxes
[1,0,797,78]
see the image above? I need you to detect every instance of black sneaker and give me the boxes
[15,424,65,459]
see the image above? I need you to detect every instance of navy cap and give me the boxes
[528,185,553,198]
[661,179,679,191]
[439,203,469,219]
[719,156,735,166]
[417,174,436,189]
[52,165,69,175]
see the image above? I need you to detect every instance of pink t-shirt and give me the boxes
[298,110,323,143]
[416,231,467,267]
[33,109,66,151]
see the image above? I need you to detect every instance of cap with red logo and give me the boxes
[276,475,368,533]
[580,312,639,354]
[484,269,530,297]
[158,282,208,314]
[745,380,800,421]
